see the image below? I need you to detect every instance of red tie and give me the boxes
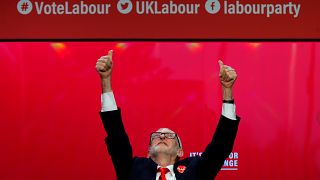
[158,167,169,180]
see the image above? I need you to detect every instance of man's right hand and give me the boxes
[96,50,113,80]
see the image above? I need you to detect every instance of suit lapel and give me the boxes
[147,158,158,179]
[174,163,185,180]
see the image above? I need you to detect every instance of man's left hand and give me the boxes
[219,60,237,89]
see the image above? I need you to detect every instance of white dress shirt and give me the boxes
[156,165,176,180]
[101,92,237,120]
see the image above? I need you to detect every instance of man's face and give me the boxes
[149,128,181,156]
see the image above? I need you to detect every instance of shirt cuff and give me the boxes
[222,103,237,120]
[101,92,118,112]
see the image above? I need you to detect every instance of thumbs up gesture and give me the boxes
[218,60,237,89]
[96,50,113,80]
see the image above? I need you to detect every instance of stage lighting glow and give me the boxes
[50,43,68,58]
[115,43,128,50]
[50,43,66,51]
[186,43,201,52]
[248,43,261,48]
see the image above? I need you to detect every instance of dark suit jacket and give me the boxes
[100,109,240,180]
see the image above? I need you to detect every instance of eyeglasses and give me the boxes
[150,132,182,148]
[150,132,177,140]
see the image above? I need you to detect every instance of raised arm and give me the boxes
[198,60,240,179]
[96,50,133,179]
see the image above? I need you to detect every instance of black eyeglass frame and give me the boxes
[149,132,182,148]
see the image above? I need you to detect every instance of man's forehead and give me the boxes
[156,128,175,133]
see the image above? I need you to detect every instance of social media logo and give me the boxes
[117,0,133,14]
[17,0,33,15]
[205,0,221,14]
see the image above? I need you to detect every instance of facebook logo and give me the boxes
[205,0,221,14]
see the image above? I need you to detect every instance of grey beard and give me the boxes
[149,146,178,158]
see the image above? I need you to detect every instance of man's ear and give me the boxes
[177,149,184,157]
[147,146,151,158]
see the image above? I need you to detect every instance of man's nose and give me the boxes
[159,133,165,139]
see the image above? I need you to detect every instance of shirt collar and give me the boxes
[157,165,174,175]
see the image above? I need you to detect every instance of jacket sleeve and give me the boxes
[198,115,240,179]
[100,109,133,179]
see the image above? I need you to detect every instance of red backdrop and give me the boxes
[0,42,319,179]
